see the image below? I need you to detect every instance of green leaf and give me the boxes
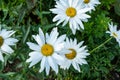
[26,0,37,10]
[114,0,120,16]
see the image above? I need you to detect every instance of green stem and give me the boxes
[90,37,112,54]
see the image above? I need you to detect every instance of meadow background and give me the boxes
[0,0,120,80]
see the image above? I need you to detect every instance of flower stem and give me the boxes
[90,37,112,54]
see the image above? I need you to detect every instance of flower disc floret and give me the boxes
[41,44,54,56]
[0,36,4,47]
[66,7,76,17]
[65,49,76,59]
[112,32,118,38]
[84,0,90,4]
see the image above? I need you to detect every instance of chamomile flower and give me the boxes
[26,27,66,75]
[60,38,90,72]
[50,0,91,34]
[106,22,120,46]
[82,0,100,11]
[0,29,18,62]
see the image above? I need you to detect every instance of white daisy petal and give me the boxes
[0,51,4,62]
[39,57,46,72]
[53,15,61,22]
[0,28,18,62]
[68,0,72,6]
[1,44,14,54]
[27,27,66,75]
[72,62,80,72]
[45,62,50,75]
[32,35,44,47]
[61,49,71,54]
[60,38,89,72]
[82,0,100,12]
[60,0,68,8]
[52,53,64,62]
[39,28,45,44]
[47,27,58,44]
[72,0,79,8]
[62,17,69,26]
[4,38,18,45]
[48,57,58,74]
[26,51,42,67]
[50,0,91,34]
[27,42,40,51]
[106,22,120,46]
[0,30,15,39]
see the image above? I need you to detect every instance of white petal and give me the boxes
[61,60,71,69]
[0,29,15,39]
[80,14,91,19]
[52,53,64,62]
[47,27,58,44]
[56,18,65,26]
[1,44,14,54]
[72,0,79,8]
[69,21,76,35]
[53,15,61,22]
[45,33,50,43]
[77,41,84,47]
[4,38,18,45]
[26,52,42,67]
[81,59,88,64]
[78,8,91,14]
[72,62,80,72]
[27,42,40,51]
[39,57,46,72]
[78,46,86,52]
[48,57,58,74]
[77,19,84,29]
[56,34,66,44]
[68,0,73,6]
[56,1,67,10]
[54,34,66,51]
[58,49,71,55]
[0,51,4,62]
[106,31,111,34]
[62,17,69,26]
[60,0,68,8]
[39,28,45,44]
[32,35,44,47]
[45,61,50,75]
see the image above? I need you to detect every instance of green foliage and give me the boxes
[0,0,120,80]
[114,0,120,16]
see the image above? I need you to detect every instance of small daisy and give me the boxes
[106,22,120,46]
[82,0,100,11]
[26,27,66,75]
[50,0,91,34]
[60,38,90,72]
[0,29,18,62]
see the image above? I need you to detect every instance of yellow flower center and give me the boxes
[65,49,76,59]
[66,7,76,17]
[0,36,4,47]
[41,44,54,56]
[84,0,90,4]
[112,32,118,38]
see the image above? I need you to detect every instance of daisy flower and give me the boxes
[50,0,91,34]
[0,28,18,62]
[26,27,66,75]
[106,22,120,46]
[60,38,90,72]
[82,0,100,11]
